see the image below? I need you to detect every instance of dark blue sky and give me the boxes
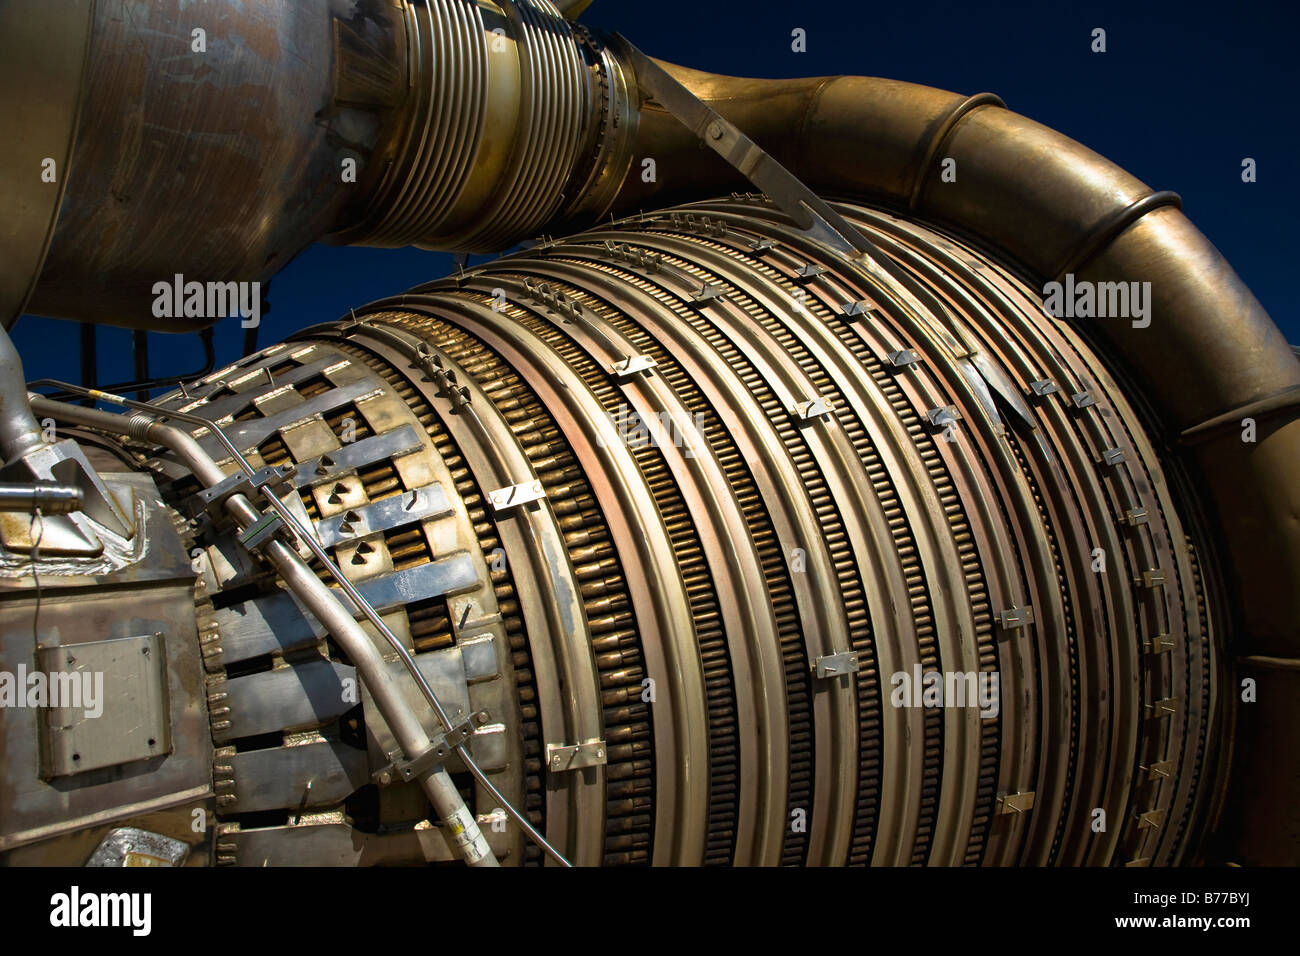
[15,0,1297,388]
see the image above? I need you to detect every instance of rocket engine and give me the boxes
[0,0,1296,867]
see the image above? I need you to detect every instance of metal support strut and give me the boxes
[612,35,882,260]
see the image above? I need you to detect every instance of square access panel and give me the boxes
[37,633,172,778]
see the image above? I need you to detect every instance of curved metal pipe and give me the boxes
[28,393,501,868]
[0,324,46,464]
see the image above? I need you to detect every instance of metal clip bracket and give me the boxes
[1143,633,1175,655]
[1122,507,1150,527]
[1141,760,1174,780]
[1137,808,1166,830]
[611,355,658,379]
[488,480,546,513]
[792,397,833,421]
[690,281,724,306]
[997,605,1035,630]
[195,463,297,520]
[546,739,607,773]
[236,511,287,552]
[996,790,1036,814]
[1147,697,1181,718]
[887,349,920,369]
[372,711,491,786]
[812,651,860,678]
[1136,569,1166,589]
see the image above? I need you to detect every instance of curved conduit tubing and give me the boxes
[25,392,505,867]
[602,60,1300,866]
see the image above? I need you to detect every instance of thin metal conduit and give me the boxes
[29,386,570,867]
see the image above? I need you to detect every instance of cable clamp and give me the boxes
[195,463,296,518]
[371,711,491,786]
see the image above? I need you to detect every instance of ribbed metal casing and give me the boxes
[350,0,599,251]
[241,195,1224,866]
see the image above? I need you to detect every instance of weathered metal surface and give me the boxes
[26,0,404,327]
[0,481,210,854]
[85,826,191,867]
[315,191,1226,868]
[26,0,634,328]
[221,739,369,814]
[216,819,513,867]
[37,633,172,778]
[0,0,94,327]
[2,0,1296,867]
[212,659,358,743]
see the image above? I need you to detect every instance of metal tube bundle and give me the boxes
[0,0,1295,865]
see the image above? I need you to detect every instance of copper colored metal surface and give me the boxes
[3,0,1296,865]
[601,62,1299,865]
[258,196,1221,865]
[0,0,94,328]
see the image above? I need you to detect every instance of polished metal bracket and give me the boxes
[546,739,607,773]
[373,710,493,786]
[812,651,860,679]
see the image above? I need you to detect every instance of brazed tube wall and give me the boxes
[4,0,1294,863]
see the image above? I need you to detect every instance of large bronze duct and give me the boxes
[0,0,1295,866]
